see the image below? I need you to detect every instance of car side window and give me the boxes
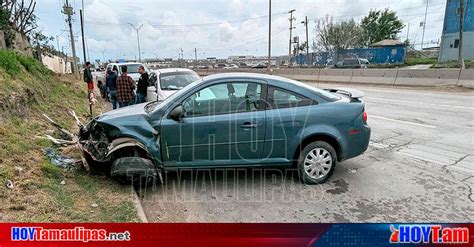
[267,87,313,109]
[182,82,262,117]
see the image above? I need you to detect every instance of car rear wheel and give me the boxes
[110,157,157,186]
[298,141,337,184]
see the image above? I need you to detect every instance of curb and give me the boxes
[131,187,148,223]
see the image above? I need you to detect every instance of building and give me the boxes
[438,0,473,62]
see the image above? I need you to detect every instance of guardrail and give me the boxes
[194,68,474,88]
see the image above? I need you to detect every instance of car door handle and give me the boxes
[240,122,258,128]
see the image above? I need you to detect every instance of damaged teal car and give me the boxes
[79,73,370,184]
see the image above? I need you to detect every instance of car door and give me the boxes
[160,80,266,168]
[262,86,315,165]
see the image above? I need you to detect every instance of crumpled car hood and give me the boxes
[98,103,148,122]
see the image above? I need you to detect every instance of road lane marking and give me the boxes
[371,115,437,129]
[365,97,474,110]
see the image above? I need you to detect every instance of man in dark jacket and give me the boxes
[136,65,149,104]
[83,62,94,92]
[116,65,136,107]
[106,66,119,109]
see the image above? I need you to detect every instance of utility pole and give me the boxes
[302,16,310,66]
[194,48,198,68]
[420,0,429,50]
[267,0,271,73]
[459,0,465,69]
[79,9,87,65]
[101,49,106,63]
[55,35,60,54]
[128,23,144,62]
[63,0,79,79]
[406,22,410,42]
[288,9,296,67]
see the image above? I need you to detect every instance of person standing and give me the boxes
[136,66,149,104]
[116,65,136,107]
[83,62,94,92]
[106,66,119,109]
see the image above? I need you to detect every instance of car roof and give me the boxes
[201,73,340,102]
[203,72,285,82]
[153,68,195,74]
[108,62,144,66]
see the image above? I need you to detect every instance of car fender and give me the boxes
[293,123,347,159]
[106,137,148,157]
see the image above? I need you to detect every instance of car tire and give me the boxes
[297,141,337,184]
[110,157,157,186]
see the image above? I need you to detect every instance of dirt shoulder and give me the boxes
[0,50,138,222]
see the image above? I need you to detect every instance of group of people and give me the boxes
[83,62,149,110]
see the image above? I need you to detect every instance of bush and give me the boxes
[17,54,53,76]
[0,50,20,76]
[0,50,53,77]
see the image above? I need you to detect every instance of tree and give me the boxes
[0,8,15,48]
[30,31,60,56]
[360,8,404,46]
[1,0,37,35]
[313,16,364,52]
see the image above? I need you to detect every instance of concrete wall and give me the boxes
[41,54,69,74]
[0,31,5,49]
[195,68,474,89]
[12,31,33,56]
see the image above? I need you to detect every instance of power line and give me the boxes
[85,12,287,29]
[307,3,445,21]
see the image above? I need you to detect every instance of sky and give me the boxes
[35,0,447,62]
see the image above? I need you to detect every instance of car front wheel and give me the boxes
[298,141,337,184]
[110,157,157,186]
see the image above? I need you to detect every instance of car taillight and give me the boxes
[363,111,368,123]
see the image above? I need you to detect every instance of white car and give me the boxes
[146,68,200,102]
[96,62,150,85]
[223,64,239,70]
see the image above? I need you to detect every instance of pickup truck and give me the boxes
[94,62,151,85]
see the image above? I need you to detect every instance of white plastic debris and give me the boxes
[60,180,66,185]
[5,180,14,189]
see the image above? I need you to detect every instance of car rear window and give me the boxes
[160,72,200,90]
[119,64,142,74]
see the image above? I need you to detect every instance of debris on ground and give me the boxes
[42,148,76,169]
[348,168,357,174]
[5,180,14,189]
[39,112,90,171]
[14,166,23,174]
[91,203,98,208]
[60,180,66,185]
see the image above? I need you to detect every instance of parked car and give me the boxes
[215,63,228,69]
[95,62,150,85]
[146,68,200,102]
[223,64,239,70]
[333,58,370,69]
[251,63,267,69]
[79,73,370,185]
[197,65,209,69]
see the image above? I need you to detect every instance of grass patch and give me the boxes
[404,57,437,66]
[0,49,138,222]
[434,60,474,69]
[0,50,20,76]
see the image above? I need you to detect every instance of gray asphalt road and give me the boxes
[140,83,474,222]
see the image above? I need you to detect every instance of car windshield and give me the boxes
[119,64,141,74]
[160,72,200,90]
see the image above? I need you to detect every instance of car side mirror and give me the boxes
[169,105,184,121]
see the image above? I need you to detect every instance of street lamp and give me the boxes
[128,23,144,62]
